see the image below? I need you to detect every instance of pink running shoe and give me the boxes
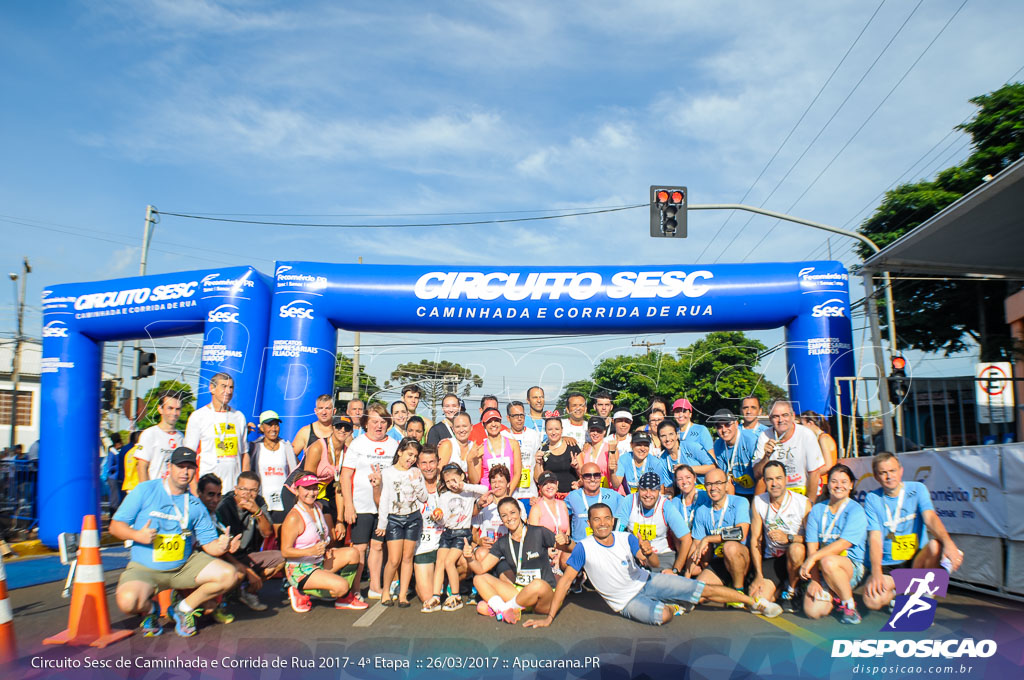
[335,592,370,610]
[289,587,312,613]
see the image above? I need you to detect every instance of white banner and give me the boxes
[847,447,1006,539]
[1002,444,1024,541]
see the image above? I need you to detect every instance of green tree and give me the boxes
[556,332,785,423]
[387,360,483,420]
[333,355,382,404]
[135,380,195,430]
[857,82,1024,360]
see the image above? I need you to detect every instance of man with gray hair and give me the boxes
[185,372,249,493]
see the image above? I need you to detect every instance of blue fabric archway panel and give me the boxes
[38,267,271,546]
[264,261,854,439]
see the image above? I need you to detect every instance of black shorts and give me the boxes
[705,556,733,584]
[439,527,473,550]
[761,556,791,588]
[350,513,381,545]
[881,558,915,576]
[385,512,423,542]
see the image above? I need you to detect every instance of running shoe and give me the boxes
[498,607,520,624]
[335,592,369,610]
[666,604,692,617]
[366,589,383,600]
[170,605,200,637]
[570,574,584,594]
[476,601,496,617]
[288,586,312,613]
[389,580,400,599]
[238,587,268,612]
[752,597,783,619]
[140,602,163,637]
[212,602,235,624]
[838,603,862,625]
[779,588,796,614]
[726,588,746,609]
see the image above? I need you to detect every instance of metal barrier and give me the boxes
[0,459,38,531]
[834,376,1020,458]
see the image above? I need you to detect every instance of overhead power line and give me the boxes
[154,204,647,229]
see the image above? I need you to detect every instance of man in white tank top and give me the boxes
[249,410,298,524]
[749,460,809,612]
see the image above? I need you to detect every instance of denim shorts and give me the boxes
[620,573,706,626]
[385,512,424,542]
[439,527,473,550]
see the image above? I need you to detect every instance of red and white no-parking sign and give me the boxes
[976,362,1015,423]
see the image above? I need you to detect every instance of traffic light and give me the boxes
[136,349,156,380]
[650,186,687,238]
[888,355,908,404]
[101,380,116,411]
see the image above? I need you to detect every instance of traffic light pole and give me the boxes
[688,203,901,449]
[131,205,158,421]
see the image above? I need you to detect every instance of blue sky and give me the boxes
[2,0,1023,416]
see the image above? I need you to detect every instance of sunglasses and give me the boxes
[581,473,602,480]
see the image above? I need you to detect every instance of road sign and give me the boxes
[976,362,1015,424]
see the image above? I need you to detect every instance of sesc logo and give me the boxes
[798,267,815,278]
[207,304,240,324]
[276,265,292,278]
[812,298,847,318]
[279,300,314,320]
[42,320,69,338]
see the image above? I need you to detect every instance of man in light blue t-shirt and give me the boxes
[688,468,751,594]
[862,452,963,612]
[565,462,622,541]
[111,447,239,639]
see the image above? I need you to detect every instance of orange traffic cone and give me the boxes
[43,515,133,648]
[0,554,16,664]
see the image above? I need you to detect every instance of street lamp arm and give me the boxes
[688,204,881,253]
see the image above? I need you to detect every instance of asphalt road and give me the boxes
[5,559,1022,680]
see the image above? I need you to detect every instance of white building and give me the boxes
[0,337,41,454]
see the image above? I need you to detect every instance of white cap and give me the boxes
[612,410,633,421]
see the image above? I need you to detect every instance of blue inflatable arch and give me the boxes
[38,267,271,546]
[263,261,855,441]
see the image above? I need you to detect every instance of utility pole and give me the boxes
[632,339,665,356]
[352,256,362,400]
[8,257,30,450]
[130,205,158,422]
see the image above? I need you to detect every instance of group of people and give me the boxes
[108,379,963,637]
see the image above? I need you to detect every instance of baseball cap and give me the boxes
[587,416,606,431]
[631,431,652,446]
[637,471,661,490]
[333,415,354,430]
[170,447,198,467]
[259,410,281,425]
[612,410,633,422]
[708,408,739,425]
[536,471,558,487]
[481,408,502,424]
[672,398,694,412]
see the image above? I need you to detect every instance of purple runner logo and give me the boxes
[884,568,948,632]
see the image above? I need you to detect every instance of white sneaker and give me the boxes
[238,588,267,611]
[366,589,382,600]
[753,597,782,618]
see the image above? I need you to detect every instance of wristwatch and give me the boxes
[786,533,795,543]
[671,568,679,574]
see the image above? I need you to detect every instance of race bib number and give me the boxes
[515,568,542,587]
[519,468,532,489]
[788,485,807,497]
[152,533,185,562]
[585,526,593,536]
[892,533,918,561]
[734,474,754,489]
[215,423,238,458]
[633,523,656,541]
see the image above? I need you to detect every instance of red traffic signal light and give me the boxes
[891,356,906,372]
[649,185,687,238]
